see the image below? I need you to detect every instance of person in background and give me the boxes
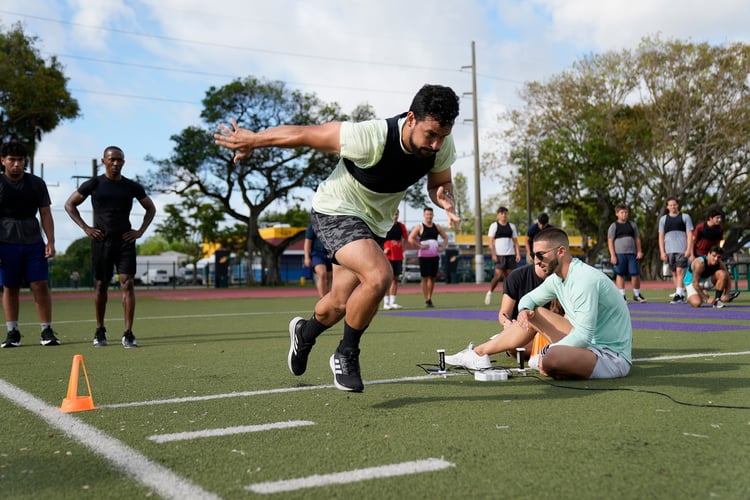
[684,246,739,309]
[484,206,521,305]
[607,204,646,302]
[526,213,551,263]
[383,210,408,310]
[446,263,561,369]
[65,146,156,348]
[516,228,631,379]
[692,209,724,258]
[0,141,60,348]
[658,197,693,304]
[409,206,449,308]
[304,222,332,298]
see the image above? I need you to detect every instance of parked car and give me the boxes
[402,264,421,283]
[141,269,170,285]
[594,259,615,280]
[177,267,203,285]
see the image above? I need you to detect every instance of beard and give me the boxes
[408,136,439,159]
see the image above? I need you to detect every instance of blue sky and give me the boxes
[1,0,748,252]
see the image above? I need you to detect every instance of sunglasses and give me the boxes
[533,246,562,261]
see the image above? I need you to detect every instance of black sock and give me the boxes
[338,322,367,352]
[302,314,328,343]
[715,290,723,300]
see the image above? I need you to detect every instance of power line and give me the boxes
[3,9,463,73]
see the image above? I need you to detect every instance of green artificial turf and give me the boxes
[0,288,748,499]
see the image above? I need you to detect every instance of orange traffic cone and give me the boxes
[60,354,96,412]
[530,333,550,357]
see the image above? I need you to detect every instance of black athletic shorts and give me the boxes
[92,236,137,282]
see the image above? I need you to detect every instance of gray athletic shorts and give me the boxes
[310,210,385,264]
[588,345,631,379]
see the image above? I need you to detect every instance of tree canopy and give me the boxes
[146,77,375,285]
[493,36,750,275]
[0,22,80,170]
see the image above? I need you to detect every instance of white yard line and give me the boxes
[147,420,315,443]
[633,350,750,362]
[245,458,455,494]
[0,380,220,500]
[100,350,750,409]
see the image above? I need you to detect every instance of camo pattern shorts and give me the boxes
[310,210,385,265]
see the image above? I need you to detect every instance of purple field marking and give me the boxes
[387,305,750,333]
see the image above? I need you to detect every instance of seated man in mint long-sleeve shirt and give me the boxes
[516,228,632,379]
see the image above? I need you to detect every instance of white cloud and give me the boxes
[6,0,750,246]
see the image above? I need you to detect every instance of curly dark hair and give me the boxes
[1,141,28,158]
[409,84,460,127]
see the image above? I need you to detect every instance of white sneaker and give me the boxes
[383,303,392,310]
[528,354,540,371]
[445,343,491,370]
[484,291,492,305]
[390,303,403,309]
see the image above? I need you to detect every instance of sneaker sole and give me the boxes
[93,341,107,347]
[329,353,363,392]
[1,343,20,348]
[288,317,305,376]
[40,340,61,346]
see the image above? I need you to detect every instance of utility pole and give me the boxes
[462,41,484,284]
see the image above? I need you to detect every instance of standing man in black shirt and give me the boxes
[0,141,60,348]
[65,146,156,348]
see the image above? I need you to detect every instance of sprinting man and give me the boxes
[215,84,461,392]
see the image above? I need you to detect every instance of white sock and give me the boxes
[390,295,396,304]
[6,321,18,331]
[634,289,641,297]
[619,289,626,296]
[677,287,685,296]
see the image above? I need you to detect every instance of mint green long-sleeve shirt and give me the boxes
[518,258,632,363]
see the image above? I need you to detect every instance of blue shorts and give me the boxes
[613,253,640,278]
[0,242,49,287]
[311,253,332,271]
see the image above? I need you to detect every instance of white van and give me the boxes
[141,269,170,285]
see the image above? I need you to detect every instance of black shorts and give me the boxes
[419,256,440,278]
[389,260,403,276]
[92,237,137,282]
[494,255,515,271]
[310,210,385,264]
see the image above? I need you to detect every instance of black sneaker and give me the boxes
[425,299,434,308]
[726,290,741,303]
[40,327,61,346]
[329,348,364,392]
[93,327,107,347]
[1,329,21,348]
[288,316,315,376]
[669,294,684,304]
[633,294,647,303]
[121,330,138,348]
